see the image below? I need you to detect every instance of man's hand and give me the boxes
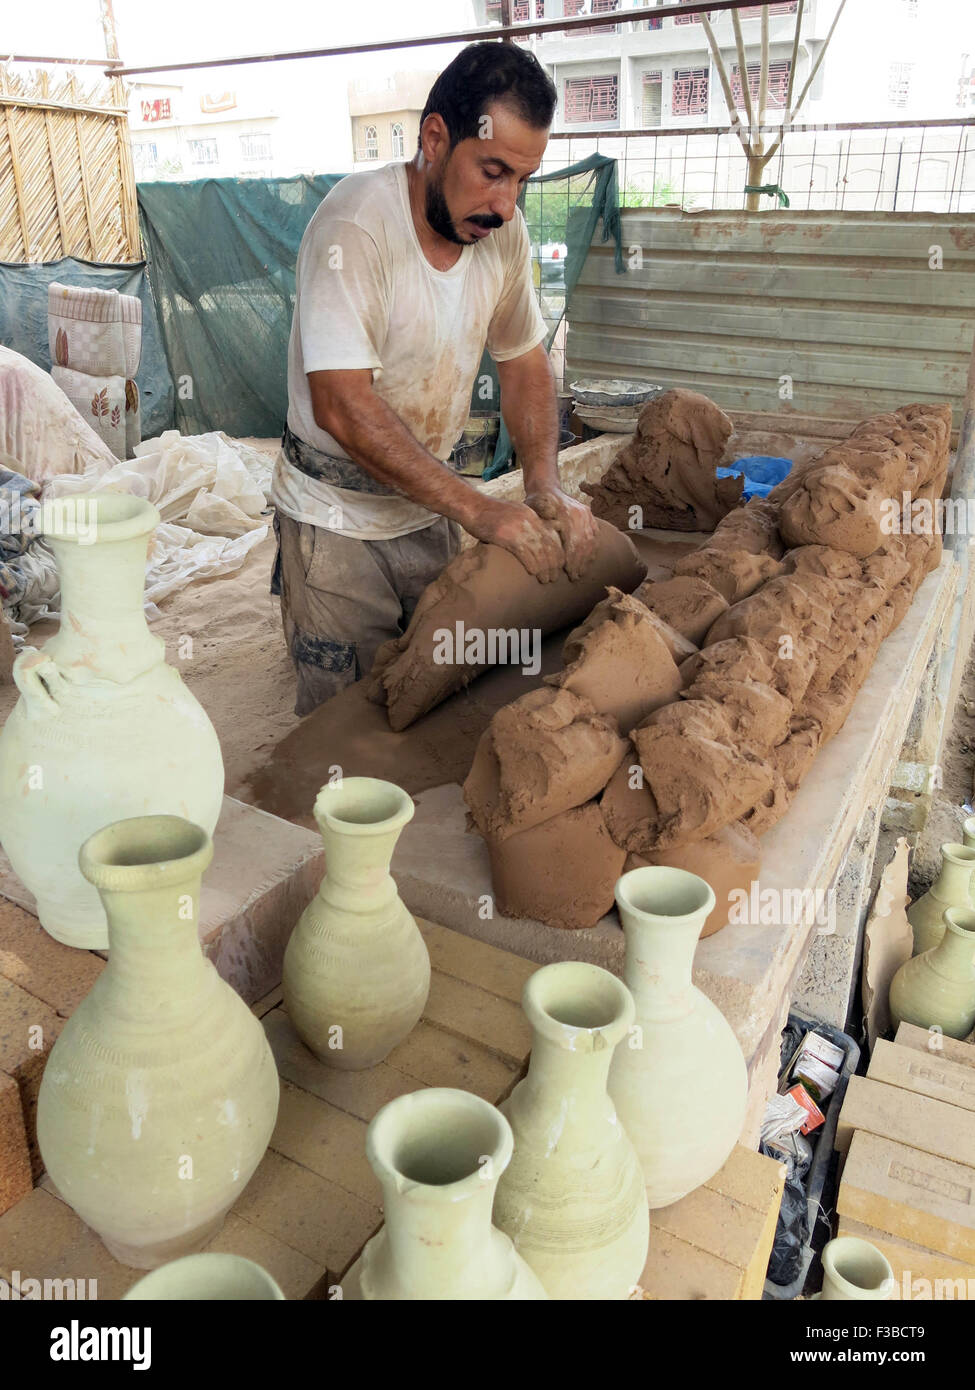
[464,497,565,583]
[524,488,599,581]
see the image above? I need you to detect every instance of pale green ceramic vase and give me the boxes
[282,778,429,1070]
[124,1253,285,1300]
[343,1089,548,1301]
[817,1237,894,1301]
[890,906,975,1039]
[493,961,649,1299]
[907,843,975,956]
[37,816,279,1269]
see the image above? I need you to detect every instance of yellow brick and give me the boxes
[836,1074,975,1167]
[0,900,104,1017]
[0,977,61,1178]
[385,1020,521,1100]
[894,1021,975,1070]
[423,970,532,1063]
[269,1081,378,1205]
[416,919,537,1004]
[639,1226,744,1300]
[869,1038,975,1112]
[838,1217,975,1296]
[0,1071,31,1217]
[232,1148,380,1281]
[838,1130,975,1261]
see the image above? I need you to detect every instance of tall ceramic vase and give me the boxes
[282,778,429,1070]
[907,843,975,956]
[493,961,649,1299]
[817,1237,894,1301]
[124,1254,285,1301]
[0,494,224,949]
[343,1089,547,1300]
[37,816,279,1269]
[608,865,748,1209]
[889,906,975,1038]
[963,816,975,852]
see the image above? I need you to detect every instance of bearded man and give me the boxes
[272,41,596,714]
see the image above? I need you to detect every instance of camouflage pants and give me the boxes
[271,511,462,717]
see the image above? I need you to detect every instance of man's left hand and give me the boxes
[524,488,599,581]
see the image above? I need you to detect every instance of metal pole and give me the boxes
[108,0,750,77]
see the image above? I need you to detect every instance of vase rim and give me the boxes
[821,1236,894,1297]
[942,906,975,938]
[522,960,634,1050]
[313,777,414,836]
[615,864,716,925]
[40,494,160,546]
[366,1088,512,1201]
[939,843,975,865]
[123,1252,285,1301]
[79,815,213,892]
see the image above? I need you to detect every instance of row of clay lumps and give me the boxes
[463,403,951,932]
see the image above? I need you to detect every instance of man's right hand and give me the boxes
[464,498,566,583]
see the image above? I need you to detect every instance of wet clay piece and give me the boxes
[581,389,739,532]
[369,521,646,731]
[634,575,730,646]
[463,687,627,842]
[486,801,626,930]
[550,589,686,731]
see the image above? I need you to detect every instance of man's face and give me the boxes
[423,101,548,246]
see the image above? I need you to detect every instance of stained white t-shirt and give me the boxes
[273,161,547,540]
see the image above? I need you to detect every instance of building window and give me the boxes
[512,0,545,18]
[888,61,913,108]
[390,121,405,158]
[731,61,792,110]
[563,75,619,124]
[641,71,662,126]
[189,137,219,165]
[674,0,703,24]
[672,67,709,117]
[132,141,158,172]
[363,125,379,159]
[738,2,799,16]
[240,132,272,160]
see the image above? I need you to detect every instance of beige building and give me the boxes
[348,71,441,168]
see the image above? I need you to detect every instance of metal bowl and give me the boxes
[568,378,665,408]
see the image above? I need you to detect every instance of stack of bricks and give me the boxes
[834,1022,975,1296]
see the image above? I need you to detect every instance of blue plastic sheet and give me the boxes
[716,454,793,500]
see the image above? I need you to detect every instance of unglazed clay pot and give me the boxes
[907,843,975,956]
[963,816,975,852]
[493,962,649,1299]
[0,495,224,949]
[282,778,429,1070]
[343,1089,548,1301]
[889,906,975,1039]
[123,1254,285,1300]
[817,1237,894,1301]
[37,816,279,1269]
[608,865,748,1209]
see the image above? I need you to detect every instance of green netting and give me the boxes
[137,156,623,452]
[138,175,344,437]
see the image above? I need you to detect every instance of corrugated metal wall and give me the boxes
[566,208,975,422]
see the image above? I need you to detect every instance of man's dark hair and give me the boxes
[418,41,557,149]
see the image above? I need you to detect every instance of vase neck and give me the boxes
[621,910,700,1020]
[382,1178,498,1290]
[932,926,975,978]
[519,1033,615,1125]
[933,855,975,905]
[319,823,401,894]
[45,532,163,682]
[100,876,208,1017]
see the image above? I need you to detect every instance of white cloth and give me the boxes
[0,345,117,484]
[275,161,546,539]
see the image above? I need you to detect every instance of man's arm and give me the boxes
[307,369,565,582]
[496,343,598,580]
